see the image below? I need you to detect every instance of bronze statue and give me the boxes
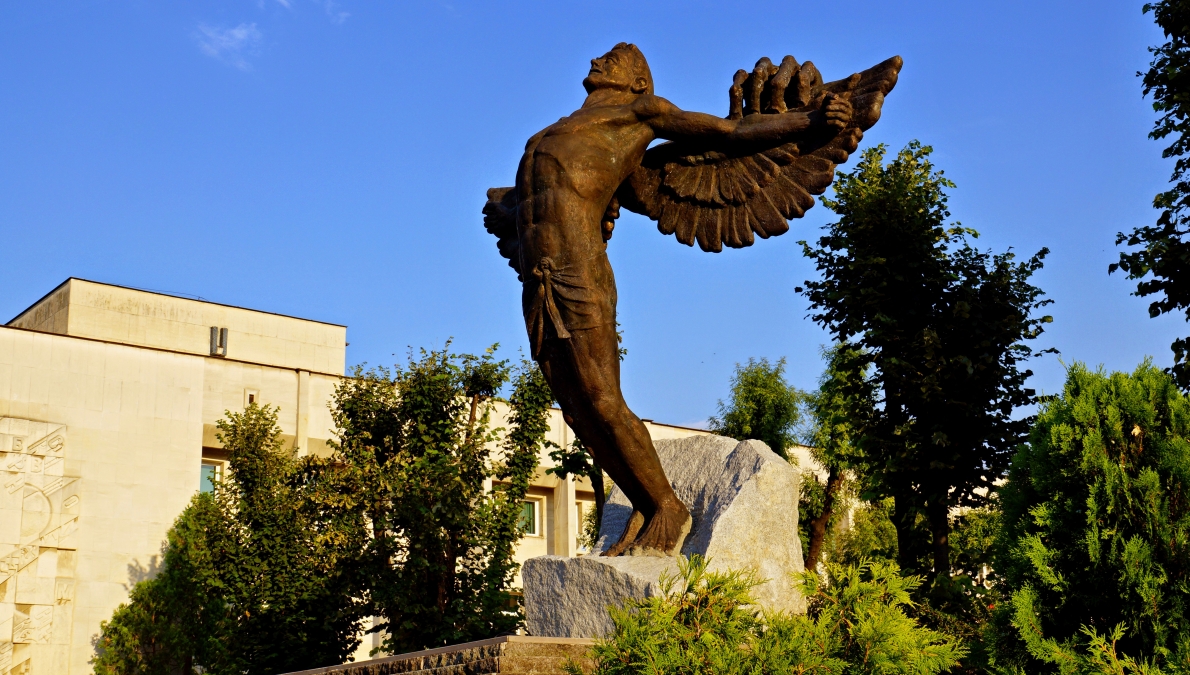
[485,44,901,556]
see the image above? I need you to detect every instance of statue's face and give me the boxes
[583,49,644,94]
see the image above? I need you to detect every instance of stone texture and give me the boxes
[524,435,804,638]
[278,636,594,675]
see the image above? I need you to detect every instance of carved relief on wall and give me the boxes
[0,419,79,675]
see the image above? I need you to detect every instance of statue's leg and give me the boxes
[537,323,691,557]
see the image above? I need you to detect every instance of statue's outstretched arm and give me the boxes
[615,54,902,254]
[638,94,851,144]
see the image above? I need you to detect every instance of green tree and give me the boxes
[92,496,232,675]
[329,347,550,654]
[799,343,873,569]
[798,141,1052,578]
[93,404,366,675]
[546,438,607,546]
[1112,0,1190,389]
[827,497,899,569]
[709,357,804,460]
[994,361,1190,674]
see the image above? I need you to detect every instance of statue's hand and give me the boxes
[818,93,853,130]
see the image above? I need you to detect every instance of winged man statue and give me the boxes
[485,43,901,557]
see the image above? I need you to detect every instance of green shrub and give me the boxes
[580,556,964,675]
[995,361,1190,674]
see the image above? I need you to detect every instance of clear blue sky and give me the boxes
[0,1,1178,427]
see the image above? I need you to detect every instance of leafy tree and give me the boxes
[93,404,366,675]
[827,497,900,569]
[578,556,965,675]
[92,497,232,675]
[709,357,804,460]
[799,343,873,569]
[329,347,551,654]
[994,360,1190,674]
[798,141,1052,577]
[1112,0,1190,389]
[546,438,607,545]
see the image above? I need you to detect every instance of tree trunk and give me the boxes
[927,498,950,579]
[804,467,843,569]
[439,532,458,616]
[892,495,917,574]
[466,394,480,440]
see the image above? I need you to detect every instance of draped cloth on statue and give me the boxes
[521,254,617,359]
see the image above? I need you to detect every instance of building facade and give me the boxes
[0,279,712,674]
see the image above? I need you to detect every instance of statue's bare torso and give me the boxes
[517,104,651,267]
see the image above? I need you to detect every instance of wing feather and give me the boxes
[768,174,814,219]
[658,201,680,235]
[615,54,902,252]
[695,208,724,252]
[675,202,698,245]
[747,192,787,238]
[482,186,523,279]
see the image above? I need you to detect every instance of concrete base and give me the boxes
[279,635,594,675]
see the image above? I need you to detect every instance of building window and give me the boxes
[245,389,259,407]
[200,462,222,493]
[518,500,539,536]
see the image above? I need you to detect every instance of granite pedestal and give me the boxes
[523,435,805,638]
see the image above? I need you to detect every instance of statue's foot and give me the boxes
[627,500,692,558]
[601,510,644,557]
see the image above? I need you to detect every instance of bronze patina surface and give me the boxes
[485,44,901,556]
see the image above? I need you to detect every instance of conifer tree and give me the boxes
[995,361,1190,673]
[581,556,965,675]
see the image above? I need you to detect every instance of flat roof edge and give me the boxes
[7,278,347,328]
[0,323,346,378]
[6,278,72,327]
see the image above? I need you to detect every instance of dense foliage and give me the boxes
[1113,0,1190,389]
[709,357,804,460]
[329,348,551,654]
[799,141,1052,577]
[579,555,965,675]
[94,346,556,673]
[994,361,1190,674]
[799,344,873,569]
[93,404,367,675]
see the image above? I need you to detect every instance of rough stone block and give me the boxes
[523,435,804,638]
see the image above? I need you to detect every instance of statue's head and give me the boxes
[584,43,653,96]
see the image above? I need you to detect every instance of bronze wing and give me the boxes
[483,186,523,280]
[617,55,902,253]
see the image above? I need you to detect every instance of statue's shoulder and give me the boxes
[631,93,677,119]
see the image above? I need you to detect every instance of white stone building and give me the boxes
[0,278,712,674]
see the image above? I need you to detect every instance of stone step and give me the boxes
[279,636,595,675]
